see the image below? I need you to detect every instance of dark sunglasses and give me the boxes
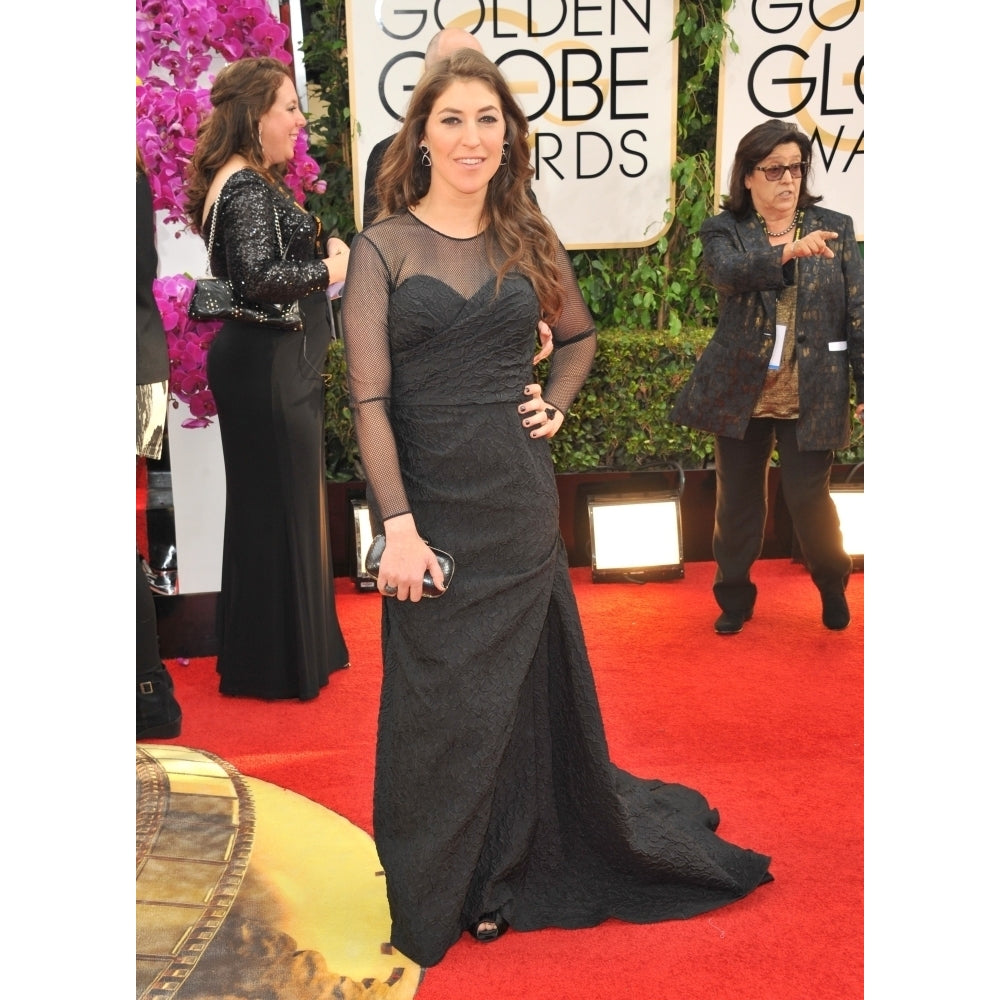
[755,162,807,181]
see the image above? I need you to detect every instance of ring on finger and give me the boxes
[383,584,398,596]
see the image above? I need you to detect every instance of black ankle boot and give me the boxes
[820,589,850,630]
[713,581,757,635]
[137,665,182,740]
[714,608,753,635]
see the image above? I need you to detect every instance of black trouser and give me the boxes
[137,552,163,673]
[712,418,851,614]
[137,553,180,732]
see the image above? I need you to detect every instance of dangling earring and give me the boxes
[419,144,432,167]
[500,141,509,166]
[257,123,263,149]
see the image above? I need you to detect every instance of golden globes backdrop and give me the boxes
[717,0,864,237]
[148,1,864,602]
[345,1,679,248]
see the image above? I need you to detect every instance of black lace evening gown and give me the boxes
[341,211,771,968]
[205,169,348,700]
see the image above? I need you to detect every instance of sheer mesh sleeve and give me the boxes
[210,170,329,305]
[340,231,412,522]
[543,244,596,416]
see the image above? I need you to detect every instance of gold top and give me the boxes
[753,276,799,419]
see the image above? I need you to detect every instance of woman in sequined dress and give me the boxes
[671,119,864,634]
[184,57,350,700]
[341,48,772,970]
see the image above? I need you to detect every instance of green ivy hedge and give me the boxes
[540,327,715,472]
[323,326,863,481]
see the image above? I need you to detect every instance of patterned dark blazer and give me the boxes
[670,205,863,451]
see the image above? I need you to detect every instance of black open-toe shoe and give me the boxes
[468,911,509,942]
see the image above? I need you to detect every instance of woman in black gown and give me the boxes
[185,58,350,700]
[340,48,772,969]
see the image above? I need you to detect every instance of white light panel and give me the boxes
[588,493,683,581]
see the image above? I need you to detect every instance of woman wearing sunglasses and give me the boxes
[671,118,864,634]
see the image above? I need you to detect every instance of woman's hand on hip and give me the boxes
[533,321,553,364]
[519,383,563,438]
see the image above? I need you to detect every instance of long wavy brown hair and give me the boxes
[375,48,565,324]
[184,57,293,234]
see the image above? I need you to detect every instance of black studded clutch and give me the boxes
[188,203,303,332]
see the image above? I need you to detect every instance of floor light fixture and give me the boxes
[830,463,864,570]
[791,463,864,571]
[350,498,377,592]
[586,466,685,582]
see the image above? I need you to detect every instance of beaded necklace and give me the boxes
[758,209,803,238]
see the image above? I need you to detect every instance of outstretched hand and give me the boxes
[787,230,838,260]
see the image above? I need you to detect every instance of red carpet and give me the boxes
[153,560,863,1000]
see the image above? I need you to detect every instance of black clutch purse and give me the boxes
[364,534,455,598]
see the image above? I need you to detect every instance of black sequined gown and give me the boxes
[341,211,771,968]
[205,169,348,700]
